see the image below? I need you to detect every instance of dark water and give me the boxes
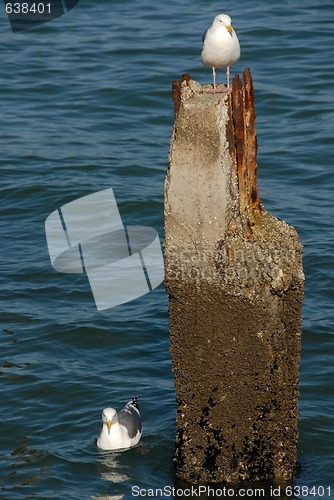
[1,0,333,498]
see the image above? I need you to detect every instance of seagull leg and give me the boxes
[207,67,225,94]
[223,66,232,93]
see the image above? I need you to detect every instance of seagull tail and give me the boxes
[129,395,140,411]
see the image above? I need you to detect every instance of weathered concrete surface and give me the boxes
[164,69,304,483]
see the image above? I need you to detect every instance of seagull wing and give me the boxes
[202,30,207,44]
[118,406,142,439]
[118,398,142,439]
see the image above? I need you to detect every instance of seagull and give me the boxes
[201,13,240,93]
[97,397,142,451]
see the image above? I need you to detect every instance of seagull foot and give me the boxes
[206,86,231,94]
[206,88,225,94]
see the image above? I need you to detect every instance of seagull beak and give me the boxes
[226,25,234,33]
[107,420,112,435]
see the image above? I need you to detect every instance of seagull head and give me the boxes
[214,14,234,35]
[102,407,117,435]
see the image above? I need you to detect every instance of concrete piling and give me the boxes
[164,69,304,483]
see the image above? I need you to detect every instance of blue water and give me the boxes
[1,0,334,498]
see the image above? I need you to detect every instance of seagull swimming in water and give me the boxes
[201,13,240,93]
[97,397,142,451]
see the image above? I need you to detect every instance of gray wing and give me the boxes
[118,407,142,439]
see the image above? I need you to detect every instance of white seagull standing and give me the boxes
[201,13,240,93]
[97,397,142,451]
